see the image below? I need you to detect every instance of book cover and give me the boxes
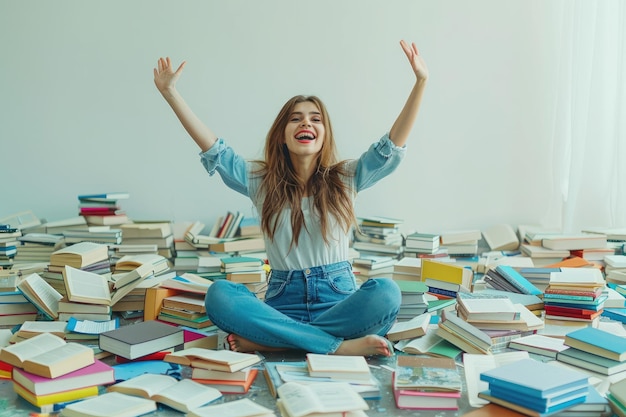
[421,259,473,289]
[494,265,542,296]
[479,358,589,399]
[98,320,184,360]
[13,359,114,396]
[564,327,626,361]
[306,353,371,382]
[13,380,99,407]
[393,375,461,410]
[394,354,462,392]
[192,368,258,394]
[557,347,626,375]
[386,312,431,342]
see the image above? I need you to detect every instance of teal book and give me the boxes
[564,327,626,361]
[488,384,588,412]
[557,346,626,375]
[478,389,587,416]
[495,265,543,296]
[479,358,589,399]
[601,307,626,323]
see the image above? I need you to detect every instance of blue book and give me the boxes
[564,327,626,361]
[489,384,588,411]
[495,265,543,296]
[479,358,589,399]
[77,192,130,201]
[478,389,588,416]
[602,307,626,324]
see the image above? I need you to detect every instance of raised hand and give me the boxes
[400,40,428,82]
[153,57,186,93]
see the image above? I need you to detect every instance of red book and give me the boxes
[192,368,258,394]
[544,305,603,320]
[0,359,13,379]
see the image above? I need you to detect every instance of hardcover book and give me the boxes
[305,353,372,382]
[564,327,626,361]
[163,347,262,373]
[98,320,184,360]
[192,367,258,394]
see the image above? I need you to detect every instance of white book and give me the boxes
[187,398,276,417]
[61,391,156,417]
[277,381,369,417]
[549,267,605,286]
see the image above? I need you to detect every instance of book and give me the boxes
[507,334,569,359]
[437,310,493,354]
[164,347,262,372]
[439,229,482,245]
[60,391,156,417]
[13,359,114,396]
[186,398,276,417]
[192,365,253,381]
[477,388,586,417]
[386,312,431,342]
[208,237,265,253]
[541,234,608,250]
[16,272,63,319]
[421,259,473,289]
[13,380,99,408]
[492,265,543,296]
[0,332,93,375]
[143,286,181,321]
[482,224,519,251]
[479,358,589,399]
[62,265,148,306]
[305,353,371,382]
[119,222,172,239]
[557,346,626,375]
[394,354,462,392]
[49,241,109,268]
[78,192,130,201]
[460,403,529,417]
[98,320,184,360]
[276,381,369,417]
[456,296,521,321]
[564,327,626,361]
[393,376,461,410]
[193,367,259,393]
[114,254,169,275]
[107,373,222,412]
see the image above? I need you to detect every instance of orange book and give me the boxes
[544,256,595,269]
[143,287,181,321]
[192,368,258,394]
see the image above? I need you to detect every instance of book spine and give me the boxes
[427,287,458,298]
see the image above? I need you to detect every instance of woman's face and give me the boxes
[283,101,325,160]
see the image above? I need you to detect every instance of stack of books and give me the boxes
[221,255,267,285]
[62,226,123,246]
[47,241,111,290]
[395,280,429,320]
[14,233,65,266]
[520,244,570,267]
[392,355,462,411]
[352,216,404,257]
[77,192,130,226]
[157,292,213,329]
[543,268,607,324]
[438,229,481,258]
[478,358,590,415]
[558,327,626,377]
[120,221,175,260]
[483,264,543,296]
[386,312,431,342]
[352,254,398,280]
[0,224,20,269]
[608,377,626,417]
[0,276,38,326]
[421,259,473,298]
[185,220,266,255]
[516,266,561,292]
[392,257,422,281]
[0,332,115,412]
[403,232,441,257]
[165,347,262,394]
[436,309,494,354]
[604,255,626,285]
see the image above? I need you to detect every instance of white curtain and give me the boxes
[544,0,626,233]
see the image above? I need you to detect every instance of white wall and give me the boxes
[1,0,563,234]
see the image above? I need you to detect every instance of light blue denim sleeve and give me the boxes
[199,138,250,197]
[354,133,407,192]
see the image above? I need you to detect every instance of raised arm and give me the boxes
[153,57,218,152]
[388,40,429,147]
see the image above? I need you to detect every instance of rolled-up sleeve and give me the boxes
[199,138,250,197]
[354,134,407,192]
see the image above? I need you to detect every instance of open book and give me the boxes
[16,273,63,320]
[276,381,369,417]
[63,264,150,306]
[0,332,94,378]
[163,347,262,372]
[49,241,109,268]
[187,398,276,417]
[107,373,222,413]
[60,391,156,417]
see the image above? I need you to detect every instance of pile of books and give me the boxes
[47,241,111,284]
[0,274,38,326]
[352,216,404,257]
[77,192,130,226]
[352,254,398,280]
[165,347,262,394]
[0,224,20,268]
[421,259,473,299]
[119,221,175,260]
[558,327,626,377]
[157,292,213,329]
[394,280,429,320]
[478,358,590,415]
[404,232,440,257]
[543,268,607,324]
[438,229,481,258]
[0,332,115,413]
[392,355,462,411]
[14,232,64,266]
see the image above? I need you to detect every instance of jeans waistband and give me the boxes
[269,261,352,280]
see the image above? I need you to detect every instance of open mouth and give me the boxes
[295,131,316,142]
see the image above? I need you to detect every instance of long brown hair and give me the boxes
[253,95,356,249]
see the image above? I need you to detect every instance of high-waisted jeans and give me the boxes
[204,261,401,354]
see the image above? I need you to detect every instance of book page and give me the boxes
[62,391,156,417]
[24,342,92,366]
[110,373,178,398]
[18,273,62,317]
[63,266,111,303]
[278,382,367,416]
[189,398,274,417]
[0,332,66,364]
[153,379,222,409]
[463,351,529,407]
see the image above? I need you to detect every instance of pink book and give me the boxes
[394,389,461,410]
[12,359,115,396]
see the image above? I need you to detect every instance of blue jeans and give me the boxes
[204,261,401,354]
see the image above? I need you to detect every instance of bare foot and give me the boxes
[333,335,393,357]
[226,334,287,353]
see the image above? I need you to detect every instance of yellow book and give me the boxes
[420,259,473,289]
[13,380,98,406]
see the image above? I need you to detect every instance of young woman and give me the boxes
[154,40,428,356]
